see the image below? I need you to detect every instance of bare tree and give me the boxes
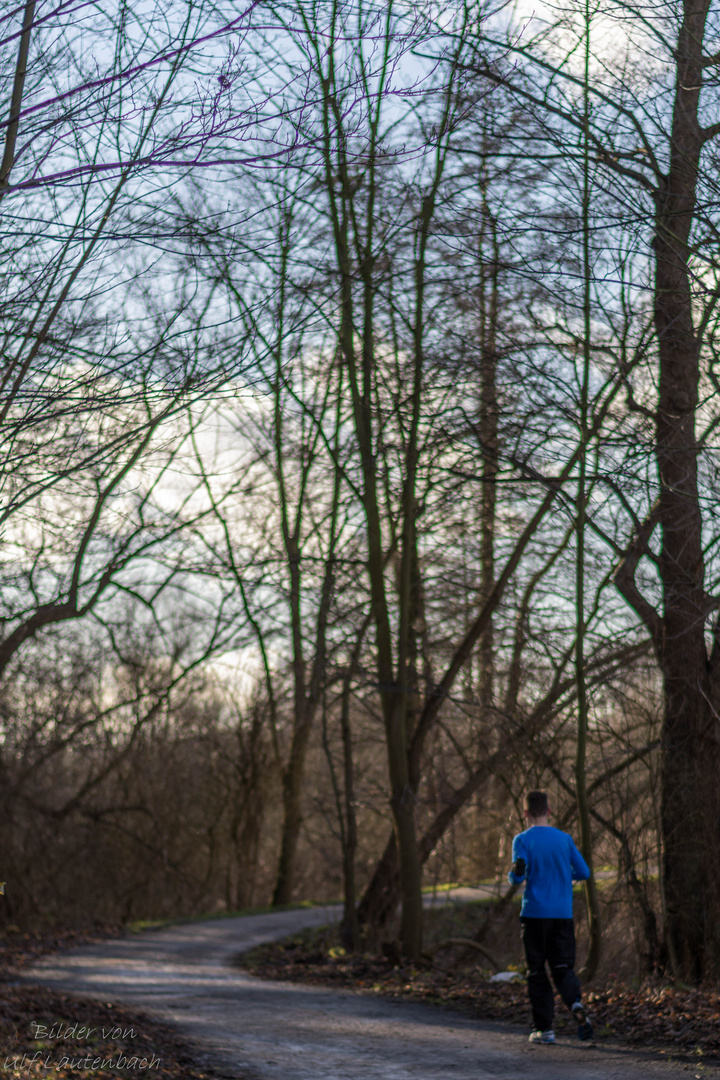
[468,0,720,980]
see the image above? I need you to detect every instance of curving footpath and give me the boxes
[24,907,716,1080]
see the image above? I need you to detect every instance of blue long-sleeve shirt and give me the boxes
[508,825,590,918]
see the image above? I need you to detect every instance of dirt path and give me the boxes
[23,908,717,1080]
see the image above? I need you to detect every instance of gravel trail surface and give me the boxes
[23,908,716,1080]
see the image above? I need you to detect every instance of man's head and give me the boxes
[524,790,549,821]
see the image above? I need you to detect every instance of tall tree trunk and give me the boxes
[477,181,499,714]
[575,0,601,981]
[272,714,313,906]
[319,619,368,949]
[339,675,360,949]
[356,833,399,929]
[270,241,341,906]
[654,0,720,981]
[474,172,501,872]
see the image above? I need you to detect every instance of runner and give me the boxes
[508,790,594,1043]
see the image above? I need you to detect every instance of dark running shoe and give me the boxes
[572,1001,593,1040]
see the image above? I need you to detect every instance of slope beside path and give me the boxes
[23,907,717,1080]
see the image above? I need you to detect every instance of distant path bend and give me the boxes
[24,907,714,1080]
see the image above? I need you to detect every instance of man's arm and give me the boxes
[508,835,527,884]
[569,838,590,881]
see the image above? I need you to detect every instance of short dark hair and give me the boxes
[525,790,548,817]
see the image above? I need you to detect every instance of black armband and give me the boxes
[512,857,526,877]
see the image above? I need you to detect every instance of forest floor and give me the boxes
[239,899,720,1056]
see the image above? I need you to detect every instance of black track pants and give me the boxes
[520,917,580,1032]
